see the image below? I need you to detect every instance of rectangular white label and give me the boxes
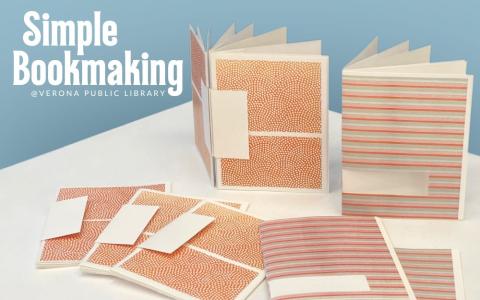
[343,168,429,196]
[42,196,88,240]
[141,213,214,254]
[210,89,249,159]
[97,205,158,245]
[268,275,370,298]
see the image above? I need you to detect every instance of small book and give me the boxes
[342,38,473,220]
[97,189,265,300]
[80,190,248,275]
[190,24,329,192]
[259,216,416,299]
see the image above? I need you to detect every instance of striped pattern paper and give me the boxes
[259,216,415,300]
[212,55,328,192]
[342,41,473,219]
[395,248,464,300]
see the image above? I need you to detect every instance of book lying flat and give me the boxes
[259,216,416,300]
[342,38,473,219]
[89,190,265,300]
[80,190,248,275]
[37,183,169,268]
[190,24,329,192]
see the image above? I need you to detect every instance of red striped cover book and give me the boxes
[341,38,473,220]
[259,216,416,299]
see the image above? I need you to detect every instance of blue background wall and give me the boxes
[1,0,478,169]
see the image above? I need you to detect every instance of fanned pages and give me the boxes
[190,24,329,192]
[342,38,473,220]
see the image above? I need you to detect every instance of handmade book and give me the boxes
[259,216,416,299]
[342,38,473,219]
[81,189,265,300]
[190,24,329,192]
[37,183,169,268]
[80,191,248,275]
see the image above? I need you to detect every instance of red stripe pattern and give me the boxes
[342,75,469,219]
[259,216,411,299]
[396,248,458,300]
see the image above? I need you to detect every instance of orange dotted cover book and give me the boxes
[80,189,248,275]
[190,24,329,192]
[81,189,264,300]
[37,183,169,268]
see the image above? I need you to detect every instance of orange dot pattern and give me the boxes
[214,59,325,190]
[110,193,263,299]
[216,59,322,133]
[190,202,264,269]
[40,221,108,262]
[190,31,207,92]
[192,87,213,177]
[131,191,200,233]
[220,136,322,189]
[87,234,149,267]
[57,183,167,220]
[40,184,167,265]
[120,247,258,300]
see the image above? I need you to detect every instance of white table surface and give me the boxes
[0,102,478,300]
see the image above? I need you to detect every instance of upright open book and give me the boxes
[190,24,329,192]
[342,38,473,219]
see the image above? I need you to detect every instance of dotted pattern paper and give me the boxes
[37,183,167,268]
[81,191,250,273]
[101,191,265,300]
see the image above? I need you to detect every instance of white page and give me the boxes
[97,205,158,245]
[42,196,87,240]
[347,40,409,69]
[217,27,287,51]
[214,24,254,50]
[347,37,378,66]
[141,213,214,254]
[212,23,235,49]
[349,60,467,75]
[348,46,431,69]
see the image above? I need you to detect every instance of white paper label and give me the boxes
[268,275,370,298]
[141,213,214,253]
[42,196,88,240]
[97,205,158,245]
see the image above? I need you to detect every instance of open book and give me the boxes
[190,24,329,192]
[342,38,473,219]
